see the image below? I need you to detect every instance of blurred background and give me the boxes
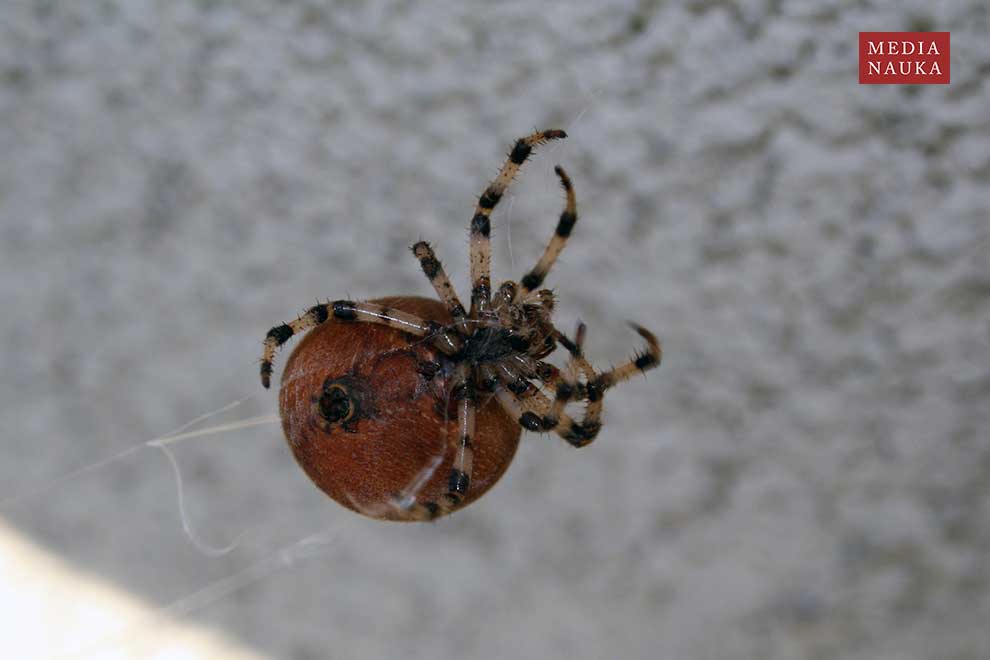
[1,1,988,659]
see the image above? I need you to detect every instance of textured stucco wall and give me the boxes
[1,2,988,659]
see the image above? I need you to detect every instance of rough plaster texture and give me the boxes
[1,1,988,659]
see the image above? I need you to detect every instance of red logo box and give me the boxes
[859,32,950,84]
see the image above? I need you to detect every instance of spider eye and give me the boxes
[318,383,355,423]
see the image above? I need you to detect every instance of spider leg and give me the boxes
[500,320,661,448]
[512,354,578,429]
[469,129,567,318]
[589,324,662,391]
[493,383,597,447]
[260,300,462,388]
[493,381,552,431]
[445,367,476,508]
[388,364,477,521]
[411,241,469,335]
[550,321,596,396]
[549,322,662,441]
[493,361,533,396]
[517,165,577,298]
[548,321,607,430]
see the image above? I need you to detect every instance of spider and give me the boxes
[261,129,661,521]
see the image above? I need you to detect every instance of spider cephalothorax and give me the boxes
[262,130,661,521]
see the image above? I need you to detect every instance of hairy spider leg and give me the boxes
[529,356,579,429]
[517,165,578,299]
[593,324,663,389]
[445,363,476,508]
[260,300,461,388]
[492,384,596,448]
[411,241,469,335]
[551,323,662,440]
[388,363,477,522]
[486,322,597,447]
[469,129,567,318]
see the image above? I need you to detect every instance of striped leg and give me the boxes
[553,322,604,445]
[494,382,550,432]
[498,320,660,448]
[445,365,476,508]
[260,300,459,388]
[551,321,596,395]
[507,354,576,430]
[593,324,662,390]
[493,384,597,447]
[554,322,661,442]
[518,165,578,297]
[390,364,477,521]
[469,129,567,318]
[486,356,544,401]
[543,358,578,429]
[411,241,469,335]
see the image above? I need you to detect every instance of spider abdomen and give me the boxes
[278,296,521,521]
